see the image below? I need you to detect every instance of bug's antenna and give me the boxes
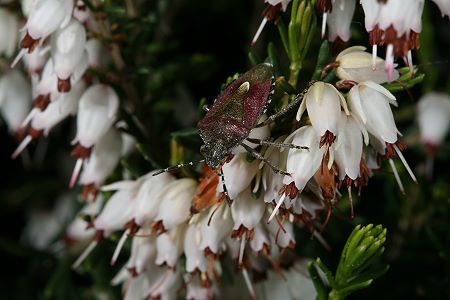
[255,81,315,128]
[153,159,205,176]
[246,137,309,151]
[239,142,291,176]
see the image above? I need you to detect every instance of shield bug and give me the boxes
[198,63,274,169]
[155,63,309,203]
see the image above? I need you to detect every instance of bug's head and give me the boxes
[200,140,227,169]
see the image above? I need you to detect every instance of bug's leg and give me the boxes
[245,137,309,150]
[239,142,291,176]
[202,105,210,112]
[219,168,233,206]
[152,159,204,176]
[255,81,315,128]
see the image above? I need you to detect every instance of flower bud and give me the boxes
[74,84,119,149]
[336,46,399,83]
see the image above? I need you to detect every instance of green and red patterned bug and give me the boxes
[198,63,274,169]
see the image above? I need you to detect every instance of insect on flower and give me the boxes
[155,63,310,204]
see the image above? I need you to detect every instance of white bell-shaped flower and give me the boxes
[13,0,74,67]
[93,189,136,237]
[231,187,265,232]
[74,84,119,149]
[132,172,175,226]
[283,126,325,192]
[51,19,87,92]
[79,127,123,187]
[146,268,180,300]
[265,0,291,11]
[199,204,233,254]
[66,196,103,242]
[326,0,355,42]
[417,92,450,148]
[154,178,197,231]
[249,223,270,253]
[348,81,398,147]
[127,229,156,275]
[155,225,185,268]
[334,113,365,181]
[335,46,399,84]
[0,70,32,133]
[31,80,85,135]
[261,137,287,204]
[218,152,259,200]
[23,46,48,75]
[0,8,19,58]
[184,223,208,273]
[297,81,349,143]
[266,217,295,249]
[21,0,37,18]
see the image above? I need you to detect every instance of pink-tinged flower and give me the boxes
[431,0,450,18]
[0,70,32,134]
[417,92,450,153]
[361,0,424,81]
[184,223,208,273]
[325,0,356,42]
[79,128,123,192]
[199,204,233,255]
[297,81,349,146]
[154,178,197,232]
[0,8,19,58]
[218,152,260,200]
[51,19,87,92]
[70,84,119,187]
[335,46,399,83]
[155,225,186,268]
[12,0,74,67]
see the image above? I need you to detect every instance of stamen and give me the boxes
[372,44,377,70]
[321,13,327,39]
[347,185,354,219]
[268,193,286,223]
[251,17,268,45]
[238,233,246,266]
[11,135,33,159]
[21,108,38,128]
[385,44,394,83]
[69,158,84,188]
[388,159,405,194]
[242,268,256,300]
[111,229,130,266]
[72,240,98,269]
[312,231,331,251]
[393,144,417,183]
[11,48,27,68]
